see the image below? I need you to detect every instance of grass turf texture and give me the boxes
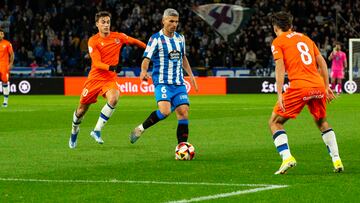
[0,94,359,202]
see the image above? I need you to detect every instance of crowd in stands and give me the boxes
[1,0,359,76]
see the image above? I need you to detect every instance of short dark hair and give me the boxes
[95,11,111,22]
[0,27,4,33]
[271,11,293,32]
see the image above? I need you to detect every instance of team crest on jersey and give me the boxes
[115,38,120,44]
[168,50,181,61]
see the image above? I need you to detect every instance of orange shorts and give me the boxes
[273,87,327,120]
[79,79,120,104]
[0,69,9,83]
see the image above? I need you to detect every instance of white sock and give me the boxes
[72,111,83,134]
[3,84,9,104]
[322,128,340,162]
[273,130,292,160]
[137,124,144,132]
[94,103,115,131]
[3,95,8,104]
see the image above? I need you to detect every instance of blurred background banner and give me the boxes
[64,77,227,96]
[0,78,64,95]
[192,3,252,41]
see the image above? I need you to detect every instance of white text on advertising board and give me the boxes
[117,81,155,93]
[261,81,289,93]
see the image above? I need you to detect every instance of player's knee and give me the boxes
[268,114,287,130]
[107,96,119,107]
[159,109,171,117]
[76,104,90,117]
[177,110,188,118]
[268,117,278,131]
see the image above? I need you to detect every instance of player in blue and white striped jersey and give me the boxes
[130,8,198,145]
[143,27,186,86]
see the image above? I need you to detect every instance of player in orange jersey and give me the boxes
[0,28,14,107]
[68,11,146,148]
[268,11,343,174]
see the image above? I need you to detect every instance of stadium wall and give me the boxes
[2,77,359,95]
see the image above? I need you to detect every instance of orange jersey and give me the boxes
[0,39,13,70]
[87,32,146,80]
[271,31,324,88]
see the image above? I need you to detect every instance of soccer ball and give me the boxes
[175,142,195,160]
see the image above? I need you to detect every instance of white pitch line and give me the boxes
[0,178,288,202]
[167,185,288,203]
[0,178,285,188]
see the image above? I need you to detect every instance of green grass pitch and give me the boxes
[0,94,359,202]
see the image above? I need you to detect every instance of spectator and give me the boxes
[30,59,39,77]
[43,47,55,65]
[2,0,359,76]
[33,41,45,65]
[245,49,257,68]
[16,46,29,66]
[45,60,55,76]
[55,56,63,76]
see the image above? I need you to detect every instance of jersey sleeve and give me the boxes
[7,42,13,54]
[271,39,283,60]
[124,35,146,49]
[118,33,130,45]
[143,36,158,60]
[181,35,186,55]
[342,52,347,61]
[312,41,321,57]
[88,37,109,70]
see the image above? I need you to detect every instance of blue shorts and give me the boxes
[155,84,189,111]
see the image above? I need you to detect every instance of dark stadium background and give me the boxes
[1,0,359,77]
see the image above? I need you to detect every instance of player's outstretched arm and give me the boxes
[183,56,198,92]
[140,58,151,81]
[127,36,146,49]
[316,54,335,102]
[275,58,285,112]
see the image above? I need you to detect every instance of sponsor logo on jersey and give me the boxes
[168,50,181,61]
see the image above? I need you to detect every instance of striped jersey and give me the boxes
[143,29,186,86]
